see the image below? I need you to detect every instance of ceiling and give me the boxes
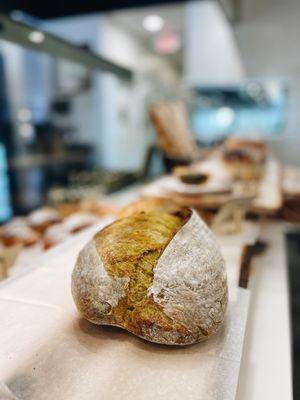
[107,4,184,71]
[0,0,188,19]
[109,3,184,34]
[108,3,184,41]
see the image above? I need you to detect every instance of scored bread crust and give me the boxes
[72,210,228,345]
[147,211,227,344]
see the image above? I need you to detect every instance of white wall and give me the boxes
[98,17,148,170]
[0,41,25,153]
[43,15,104,165]
[234,0,300,165]
[43,13,179,171]
[0,19,54,154]
[184,0,245,86]
[100,17,182,170]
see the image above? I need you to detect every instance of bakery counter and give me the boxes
[0,216,249,400]
[109,188,293,400]
[0,186,293,399]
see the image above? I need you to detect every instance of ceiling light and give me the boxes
[155,32,181,54]
[143,15,164,32]
[28,30,45,44]
[18,123,34,140]
[216,107,235,127]
[17,108,32,123]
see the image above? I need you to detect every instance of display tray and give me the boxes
[141,157,282,215]
[0,219,251,400]
[148,175,232,196]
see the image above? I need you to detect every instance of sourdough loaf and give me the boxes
[72,209,228,345]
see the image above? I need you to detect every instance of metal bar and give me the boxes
[0,13,133,81]
[232,0,242,22]
[217,0,241,23]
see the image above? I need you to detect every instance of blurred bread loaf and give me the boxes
[28,207,61,233]
[223,138,266,181]
[0,218,39,247]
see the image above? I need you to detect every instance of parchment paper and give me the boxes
[0,219,251,400]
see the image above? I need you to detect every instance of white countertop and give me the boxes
[0,217,250,400]
[0,186,293,399]
[236,221,293,400]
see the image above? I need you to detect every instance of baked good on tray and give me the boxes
[43,212,98,249]
[0,218,39,247]
[173,166,209,185]
[72,209,228,345]
[118,197,184,218]
[57,200,117,218]
[63,212,97,234]
[28,207,62,233]
[43,223,71,250]
[223,138,266,181]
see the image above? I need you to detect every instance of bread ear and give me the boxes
[149,210,227,340]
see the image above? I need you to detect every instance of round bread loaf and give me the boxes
[72,209,228,345]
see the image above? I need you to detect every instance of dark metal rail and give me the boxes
[0,13,133,81]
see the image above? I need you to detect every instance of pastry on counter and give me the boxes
[119,198,214,227]
[222,138,266,181]
[55,202,80,218]
[57,200,118,218]
[43,223,71,250]
[0,243,26,280]
[63,212,98,234]
[0,218,39,247]
[43,212,98,249]
[72,209,228,345]
[173,166,209,185]
[118,197,184,218]
[28,207,62,233]
[225,138,266,152]
[79,199,118,217]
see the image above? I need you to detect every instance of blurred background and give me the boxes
[0,2,300,398]
[0,0,297,220]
